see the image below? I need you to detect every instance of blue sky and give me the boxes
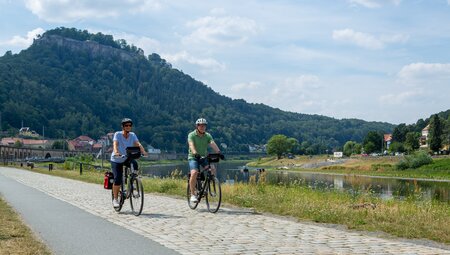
[1,0,450,125]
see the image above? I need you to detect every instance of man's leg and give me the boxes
[189,169,198,195]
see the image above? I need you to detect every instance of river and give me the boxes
[141,162,450,203]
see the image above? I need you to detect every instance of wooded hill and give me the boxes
[0,27,394,153]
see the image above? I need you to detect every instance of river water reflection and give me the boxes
[141,162,450,203]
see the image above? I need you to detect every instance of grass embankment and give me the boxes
[20,164,450,244]
[249,156,450,180]
[0,196,51,255]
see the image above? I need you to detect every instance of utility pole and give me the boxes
[101,142,104,169]
[63,130,66,159]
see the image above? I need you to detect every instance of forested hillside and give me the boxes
[0,27,394,153]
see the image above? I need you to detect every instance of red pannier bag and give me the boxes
[104,171,114,189]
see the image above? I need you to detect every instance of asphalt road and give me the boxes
[0,170,179,255]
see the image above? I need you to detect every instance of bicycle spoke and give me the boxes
[129,177,144,216]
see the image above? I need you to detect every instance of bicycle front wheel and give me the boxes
[129,176,144,216]
[206,176,221,213]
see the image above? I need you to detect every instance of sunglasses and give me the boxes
[124,124,132,127]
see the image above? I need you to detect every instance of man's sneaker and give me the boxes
[190,195,198,203]
[113,199,120,208]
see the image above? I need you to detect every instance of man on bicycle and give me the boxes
[188,118,223,202]
[110,118,146,208]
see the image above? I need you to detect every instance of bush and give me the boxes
[396,151,432,170]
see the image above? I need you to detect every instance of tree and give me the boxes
[392,123,409,143]
[404,132,420,153]
[363,142,376,154]
[14,140,23,148]
[389,141,405,154]
[429,114,443,153]
[443,115,450,150]
[52,140,68,150]
[363,131,382,153]
[267,134,291,159]
[287,137,299,154]
[343,141,361,156]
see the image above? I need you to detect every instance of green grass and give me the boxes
[19,164,450,244]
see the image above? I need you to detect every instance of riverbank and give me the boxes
[13,164,450,245]
[248,155,450,180]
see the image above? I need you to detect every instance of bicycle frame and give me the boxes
[112,147,144,216]
[187,153,222,212]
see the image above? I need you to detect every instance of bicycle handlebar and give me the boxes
[113,153,146,159]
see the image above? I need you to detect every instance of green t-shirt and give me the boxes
[187,130,214,159]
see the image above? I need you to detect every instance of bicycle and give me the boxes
[112,147,145,216]
[187,153,223,213]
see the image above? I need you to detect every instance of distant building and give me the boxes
[384,134,392,149]
[1,137,49,148]
[19,127,39,138]
[249,144,266,153]
[22,139,50,149]
[148,145,161,154]
[1,137,17,146]
[333,151,343,158]
[420,125,430,149]
[68,135,95,151]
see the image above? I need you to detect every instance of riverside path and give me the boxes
[1,166,450,255]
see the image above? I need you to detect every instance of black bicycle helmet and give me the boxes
[121,118,133,126]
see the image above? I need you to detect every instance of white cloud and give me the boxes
[379,89,424,104]
[162,51,225,72]
[183,15,259,46]
[332,29,407,50]
[348,0,401,8]
[113,32,161,55]
[383,62,450,110]
[397,62,450,84]
[348,0,381,8]
[24,0,161,22]
[268,75,324,112]
[0,28,45,48]
[230,81,261,92]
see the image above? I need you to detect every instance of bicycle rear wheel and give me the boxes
[187,176,200,209]
[129,176,144,216]
[206,176,221,213]
[112,184,125,212]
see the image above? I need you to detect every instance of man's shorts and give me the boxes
[188,159,208,171]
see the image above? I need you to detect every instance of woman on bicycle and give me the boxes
[187,118,223,203]
[111,118,147,208]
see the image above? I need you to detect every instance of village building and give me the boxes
[420,125,430,149]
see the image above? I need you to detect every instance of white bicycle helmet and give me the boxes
[195,118,208,125]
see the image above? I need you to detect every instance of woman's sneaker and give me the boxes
[113,199,120,208]
[190,195,198,203]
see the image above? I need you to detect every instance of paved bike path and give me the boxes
[1,166,450,255]
[0,167,179,255]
